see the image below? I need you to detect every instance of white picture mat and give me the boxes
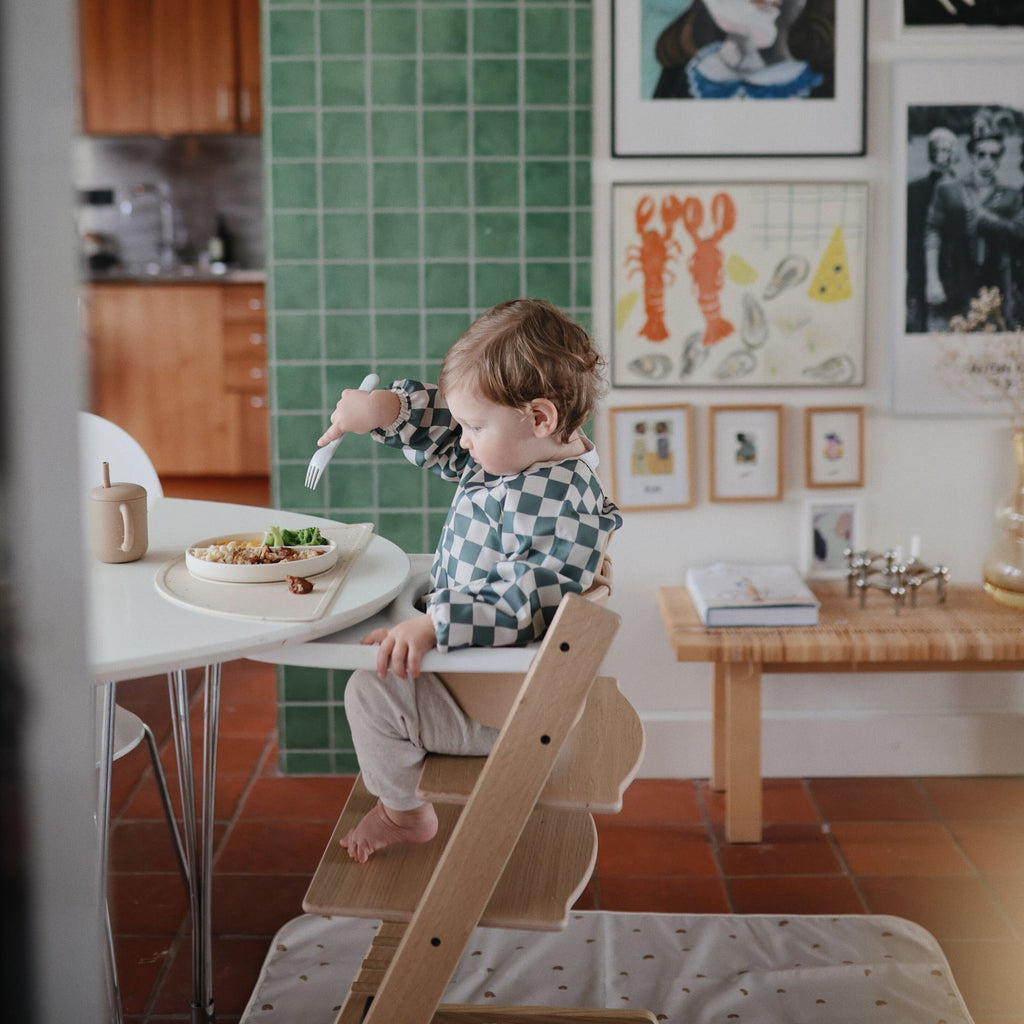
[801,497,863,579]
[613,0,865,156]
[889,59,1024,416]
[710,407,781,500]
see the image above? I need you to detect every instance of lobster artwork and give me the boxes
[680,192,736,347]
[624,194,686,342]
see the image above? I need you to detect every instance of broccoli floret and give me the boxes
[266,525,328,546]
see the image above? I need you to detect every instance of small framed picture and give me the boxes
[708,404,783,503]
[804,406,864,488]
[609,404,695,510]
[801,496,863,579]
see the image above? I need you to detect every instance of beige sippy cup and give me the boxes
[88,461,149,563]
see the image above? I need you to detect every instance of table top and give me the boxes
[250,555,540,672]
[658,583,1024,670]
[87,498,410,683]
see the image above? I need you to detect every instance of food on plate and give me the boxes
[266,525,328,547]
[189,540,327,565]
[287,575,314,595]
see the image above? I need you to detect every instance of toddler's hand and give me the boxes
[361,615,437,680]
[318,388,400,446]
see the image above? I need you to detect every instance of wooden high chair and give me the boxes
[301,571,653,1024]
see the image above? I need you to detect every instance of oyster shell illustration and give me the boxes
[628,353,672,380]
[714,350,757,381]
[741,293,768,349]
[802,354,856,384]
[679,331,710,379]
[763,254,809,300]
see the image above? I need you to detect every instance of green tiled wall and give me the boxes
[264,0,593,772]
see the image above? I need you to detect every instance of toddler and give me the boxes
[317,298,622,861]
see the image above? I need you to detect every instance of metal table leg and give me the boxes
[96,681,123,1024]
[168,664,221,1024]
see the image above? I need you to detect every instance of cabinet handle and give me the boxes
[250,396,266,408]
[217,86,231,124]
[249,332,265,346]
[248,297,263,311]
[250,367,265,380]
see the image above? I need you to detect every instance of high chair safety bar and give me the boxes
[306,590,653,1024]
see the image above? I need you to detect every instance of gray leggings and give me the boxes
[344,669,500,810]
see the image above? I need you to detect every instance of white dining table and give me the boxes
[87,497,410,1024]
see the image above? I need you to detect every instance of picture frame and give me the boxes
[612,0,867,157]
[708,404,782,503]
[608,403,695,510]
[897,1,1024,39]
[890,60,1024,416]
[612,181,868,388]
[804,405,864,489]
[800,496,863,579]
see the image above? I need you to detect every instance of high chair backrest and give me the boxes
[438,554,614,729]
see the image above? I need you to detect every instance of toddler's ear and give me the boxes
[529,398,559,437]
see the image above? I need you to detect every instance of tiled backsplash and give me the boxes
[266,0,593,772]
[72,135,264,271]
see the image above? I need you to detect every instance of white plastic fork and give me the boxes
[304,372,379,489]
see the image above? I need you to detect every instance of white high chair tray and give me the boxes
[240,910,972,1024]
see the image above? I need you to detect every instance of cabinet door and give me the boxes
[88,285,242,475]
[152,0,237,134]
[79,0,153,133]
[236,0,262,135]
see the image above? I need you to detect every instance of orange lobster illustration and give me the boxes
[624,194,686,342]
[680,192,736,346]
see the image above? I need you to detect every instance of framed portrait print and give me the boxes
[612,0,866,157]
[612,182,868,388]
[709,404,782,503]
[804,405,864,488]
[890,60,1024,415]
[800,496,863,579]
[609,404,695,510]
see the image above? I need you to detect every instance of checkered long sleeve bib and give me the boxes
[373,380,623,652]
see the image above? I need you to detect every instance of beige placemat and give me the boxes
[154,524,374,622]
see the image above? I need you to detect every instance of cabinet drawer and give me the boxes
[222,284,265,321]
[222,301,266,393]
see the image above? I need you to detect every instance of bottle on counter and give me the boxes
[206,214,234,273]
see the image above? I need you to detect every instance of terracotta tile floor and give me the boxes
[108,480,1022,1022]
[106,660,1024,1024]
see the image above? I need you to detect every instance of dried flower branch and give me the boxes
[934,286,1024,424]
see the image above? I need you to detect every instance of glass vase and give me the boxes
[982,424,1024,607]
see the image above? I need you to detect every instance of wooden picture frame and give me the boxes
[611,181,869,388]
[608,404,695,511]
[801,496,863,579]
[804,405,864,488]
[708,404,783,503]
[612,0,866,157]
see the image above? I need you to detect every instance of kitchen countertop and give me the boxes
[86,266,265,285]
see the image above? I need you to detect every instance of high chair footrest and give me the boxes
[418,677,644,813]
[303,775,596,931]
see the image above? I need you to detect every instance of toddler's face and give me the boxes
[446,388,543,476]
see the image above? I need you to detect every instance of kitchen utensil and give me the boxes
[88,461,149,562]
[305,372,379,489]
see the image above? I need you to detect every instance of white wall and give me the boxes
[592,0,1024,778]
[1,0,103,1018]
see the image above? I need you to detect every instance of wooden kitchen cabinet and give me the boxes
[79,0,261,135]
[85,283,268,476]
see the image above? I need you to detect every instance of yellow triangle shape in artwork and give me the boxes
[807,225,852,304]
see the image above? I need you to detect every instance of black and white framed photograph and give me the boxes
[898,1,1024,38]
[708,404,783,502]
[608,404,695,510]
[800,496,863,579]
[612,0,866,157]
[890,60,1024,415]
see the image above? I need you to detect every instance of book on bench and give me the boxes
[685,563,820,627]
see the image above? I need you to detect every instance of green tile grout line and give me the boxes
[265,0,592,772]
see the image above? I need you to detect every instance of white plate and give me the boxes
[185,532,339,584]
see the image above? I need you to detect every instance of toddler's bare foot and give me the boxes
[340,799,438,863]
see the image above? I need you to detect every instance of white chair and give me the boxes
[79,411,188,1022]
